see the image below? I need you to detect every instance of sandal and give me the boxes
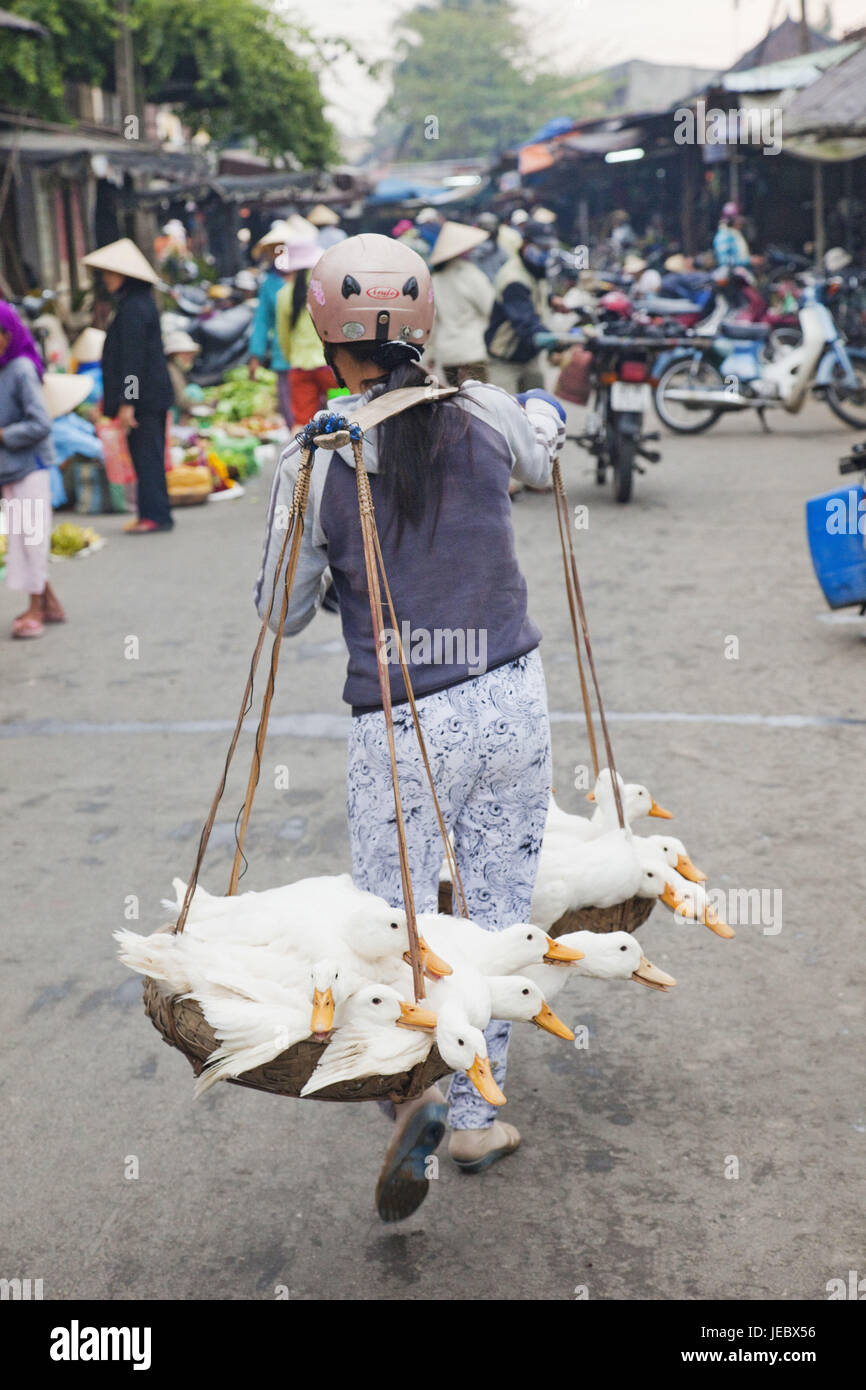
[12,615,44,640]
[375,1092,447,1223]
[123,519,172,534]
[41,598,66,624]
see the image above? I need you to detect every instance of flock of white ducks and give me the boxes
[116,767,727,1103]
[529,768,734,937]
[116,875,675,1105]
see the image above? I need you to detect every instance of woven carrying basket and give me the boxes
[437,880,655,937]
[142,929,451,1103]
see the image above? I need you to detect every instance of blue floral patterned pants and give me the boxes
[347,649,553,1129]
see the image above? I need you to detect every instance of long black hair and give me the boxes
[290,269,310,330]
[327,341,471,547]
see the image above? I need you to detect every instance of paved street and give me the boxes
[2,399,864,1301]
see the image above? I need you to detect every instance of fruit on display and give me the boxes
[50,522,101,556]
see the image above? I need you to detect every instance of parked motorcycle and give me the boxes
[653,281,866,433]
[161,280,256,387]
[553,320,698,503]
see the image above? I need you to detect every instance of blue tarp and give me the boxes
[367,177,451,204]
[521,116,576,146]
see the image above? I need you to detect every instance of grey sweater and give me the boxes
[0,357,52,486]
[254,381,564,711]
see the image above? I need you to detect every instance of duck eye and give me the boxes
[522,988,529,996]
[372,997,382,1005]
[620,945,628,951]
[390,922,399,930]
[457,1038,465,1047]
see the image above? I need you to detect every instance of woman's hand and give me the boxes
[117,404,138,432]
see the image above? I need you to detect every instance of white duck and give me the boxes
[438,773,671,889]
[170,877,452,987]
[522,930,677,1000]
[298,984,441,1099]
[544,769,673,843]
[640,832,707,884]
[634,843,734,937]
[166,872,362,925]
[423,967,574,1040]
[204,982,436,1098]
[416,914,583,975]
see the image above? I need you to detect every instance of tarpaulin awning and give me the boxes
[517,118,652,174]
[522,116,577,146]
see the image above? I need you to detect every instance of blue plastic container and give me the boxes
[806,485,866,608]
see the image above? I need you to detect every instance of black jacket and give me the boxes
[101,279,173,417]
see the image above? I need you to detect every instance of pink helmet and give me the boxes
[306,233,434,347]
[721,201,740,221]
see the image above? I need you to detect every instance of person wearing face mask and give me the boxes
[484,221,561,395]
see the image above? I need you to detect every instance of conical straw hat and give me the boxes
[69,327,106,363]
[162,330,201,356]
[429,221,490,268]
[253,216,318,257]
[273,240,322,274]
[42,372,94,420]
[307,203,341,227]
[81,238,160,285]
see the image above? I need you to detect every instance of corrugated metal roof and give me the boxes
[723,39,860,93]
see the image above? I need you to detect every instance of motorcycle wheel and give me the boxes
[654,358,724,434]
[610,429,635,504]
[825,356,866,429]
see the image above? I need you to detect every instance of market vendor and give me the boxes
[163,330,204,423]
[256,234,566,1222]
[274,238,336,427]
[81,237,175,535]
[427,220,495,387]
[248,217,317,427]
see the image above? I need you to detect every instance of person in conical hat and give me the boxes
[69,327,106,368]
[41,372,93,420]
[82,237,161,286]
[81,238,174,533]
[163,331,202,421]
[426,222,495,386]
[252,216,317,259]
[306,203,341,228]
[255,234,569,1217]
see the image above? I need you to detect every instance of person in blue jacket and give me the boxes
[248,222,295,426]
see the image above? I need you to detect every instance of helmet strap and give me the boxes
[323,342,347,389]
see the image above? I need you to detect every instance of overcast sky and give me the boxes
[285,0,866,140]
